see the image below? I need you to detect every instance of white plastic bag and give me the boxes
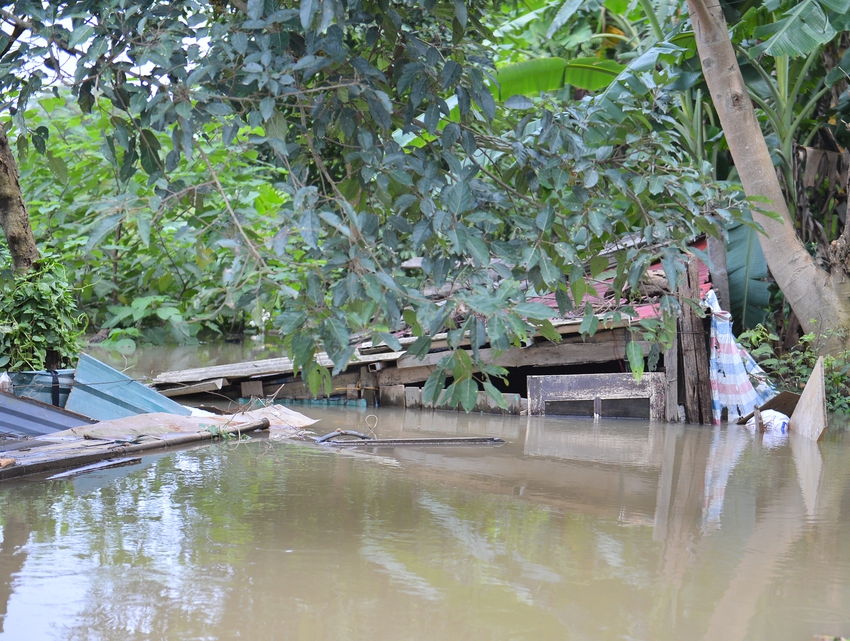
[746,409,789,433]
[0,372,12,394]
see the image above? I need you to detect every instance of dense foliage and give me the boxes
[3,0,846,401]
[0,259,85,370]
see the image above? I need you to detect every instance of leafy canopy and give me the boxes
[2,0,744,398]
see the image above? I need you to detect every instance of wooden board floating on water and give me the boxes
[0,417,272,481]
[322,436,506,447]
[790,356,828,441]
[46,457,142,479]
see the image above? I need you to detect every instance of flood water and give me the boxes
[1,407,849,640]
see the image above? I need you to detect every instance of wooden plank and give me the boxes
[0,418,271,482]
[736,390,802,424]
[46,457,142,479]
[262,372,360,400]
[404,387,422,409]
[376,364,436,387]
[160,378,228,397]
[380,385,405,407]
[527,373,666,420]
[240,380,264,398]
[152,350,406,386]
[789,356,828,441]
[473,391,522,415]
[664,330,679,422]
[397,331,651,370]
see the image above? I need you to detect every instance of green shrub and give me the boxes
[0,260,86,371]
[739,324,850,414]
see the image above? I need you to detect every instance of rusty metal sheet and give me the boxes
[66,354,191,421]
[0,391,96,437]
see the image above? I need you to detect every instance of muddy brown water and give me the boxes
[1,405,849,640]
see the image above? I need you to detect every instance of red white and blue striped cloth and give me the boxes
[706,290,776,424]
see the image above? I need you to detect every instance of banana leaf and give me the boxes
[726,220,772,333]
[493,57,625,99]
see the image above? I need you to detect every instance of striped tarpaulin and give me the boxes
[706,290,776,424]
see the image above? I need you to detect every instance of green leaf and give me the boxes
[423,369,447,406]
[325,317,349,351]
[726,220,771,331]
[377,332,403,352]
[753,0,840,57]
[579,303,598,336]
[136,212,151,248]
[626,338,644,381]
[299,209,320,249]
[482,380,508,410]
[547,0,584,39]
[493,57,624,100]
[85,213,125,254]
[247,0,264,20]
[458,378,478,412]
[589,256,608,278]
[139,130,162,175]
[406,335,432,359]
[513,302,555,319]
[46,152,68,184]
[69,25,94,48]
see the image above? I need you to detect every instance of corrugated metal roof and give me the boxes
[65,354,192,421]
[0,391,95,437]
[8,369,75,407]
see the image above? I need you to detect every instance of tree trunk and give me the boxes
[0,125,38,274]
[685,0,850,347]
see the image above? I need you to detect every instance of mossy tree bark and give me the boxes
[0,125,38,274]
[685,0,850,345]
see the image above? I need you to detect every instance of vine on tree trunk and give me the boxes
[0,259,86,371]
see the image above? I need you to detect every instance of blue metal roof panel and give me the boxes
[0,391,96,437]
[65,354,192,421]
[8,369,75,407]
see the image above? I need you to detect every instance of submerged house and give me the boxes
[151,238,725,425]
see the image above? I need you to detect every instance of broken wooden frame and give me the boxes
[527,373,668,421]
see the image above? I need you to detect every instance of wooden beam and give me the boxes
[160,378,229,397]
[153,350,405,386]
[376,364,437,387]
[397,329,651,370]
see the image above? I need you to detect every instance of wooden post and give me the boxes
[664,330,679,422]
[359,366,376,407]
[678,257,713,424]
[707,235,731,312]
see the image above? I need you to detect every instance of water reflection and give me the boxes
[0,411,848,640]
